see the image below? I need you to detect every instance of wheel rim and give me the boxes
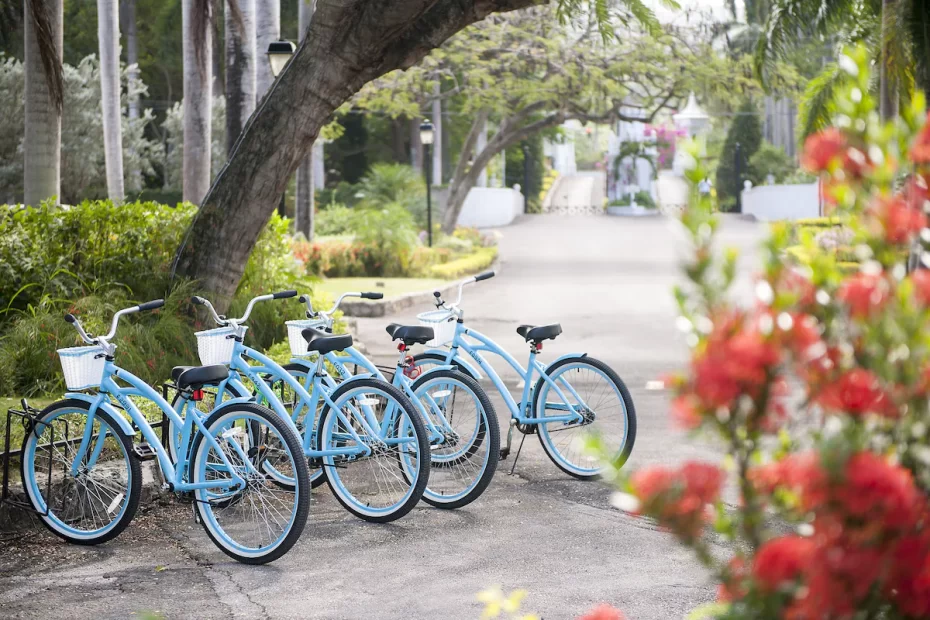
[415,376,491,503]
[536,362,629,475]
[194,410,301,557]
[322,385,422,516]
[23,407,134,539]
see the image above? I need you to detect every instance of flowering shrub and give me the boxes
[605,46,930,619]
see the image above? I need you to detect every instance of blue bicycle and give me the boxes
[281,292,500,509]
[21,300,310,564]
[412,272,637,478]
[182,292,431,523]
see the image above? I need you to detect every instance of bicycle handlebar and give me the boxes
[193,290,295,327]
[299,291,383,322]
[433,271,495,311]
[64,299,164,345]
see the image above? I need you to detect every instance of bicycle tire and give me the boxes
[532,356,636,479]
[20,399,142,545]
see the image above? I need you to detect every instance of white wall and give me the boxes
[742,182,821,221]
[456,187,525,228]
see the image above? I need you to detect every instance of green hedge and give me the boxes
[430,247,498,279]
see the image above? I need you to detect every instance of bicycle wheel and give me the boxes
[532,356,636,479]
[317,378,429,523]
[411,369,499,509]
[20,399,141,545]
[169,383,242,464]
[189,402,310,564]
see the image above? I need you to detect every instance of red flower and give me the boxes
[577,604,625,620]
[777,268,817,308]
[802,128,846,172]
[887,536,930,617]
[717,556,748,602]
[670,394,701,429]
[836,272,889,318]
[912,270,930,306]
[833,452,920,540]
[630,461,723,540]
[752,535,815,592]
[692,313,781,409]
[815,369,896,419]
[871,195,927,244]
[910,113,930,165]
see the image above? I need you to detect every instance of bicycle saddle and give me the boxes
[171,365,230,389]
[301,327,353,354]
[385,323,434,345]
[516,324,562,342]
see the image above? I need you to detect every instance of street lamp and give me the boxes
[267,40,296,218]
[267,40,296,77]
[419,120,435,247]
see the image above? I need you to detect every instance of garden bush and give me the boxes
[0,200,329,396]
[604,47,930,620]
[430,247,497,279]
[716,99,762,209]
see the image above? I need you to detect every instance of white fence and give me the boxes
[456,187,525,228]
[741,182,821,221]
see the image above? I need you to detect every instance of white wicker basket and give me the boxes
[417,310,457,347]
[195,326,245,366]
[285,319,328,356]
[58,345,107,390]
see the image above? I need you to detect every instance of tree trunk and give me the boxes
[24,0,62,207]
[312,140,325,189]
[98,0,125,201]
[409,117,424,170]
[173,0,542,311]
[255,0,280,98]
[226,0,258,155]
[182,0,213,205]
[121,0,142,193]
[294,0,314,239]
[879,0,896,121]
[442,108,563,232]
[475,115,488,187]
[391,117,406,162]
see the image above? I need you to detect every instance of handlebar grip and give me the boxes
[191,296,206,306]
[273,290,298,300]
[474,271,495,282]
[298,295,309,303]
[433,291,442,298]
[64,313,76,324]
[361,292,383,300]
[137,299,165,312]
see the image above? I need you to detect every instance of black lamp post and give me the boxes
[521,143,530,212]
[267,41,296,218]
[734,142,742,214]
[419,120,435,246]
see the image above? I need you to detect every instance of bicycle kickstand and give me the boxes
[499,419,526,476]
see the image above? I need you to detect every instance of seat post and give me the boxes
[313,353,325,376]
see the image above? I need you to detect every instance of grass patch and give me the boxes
[317,277,450,300]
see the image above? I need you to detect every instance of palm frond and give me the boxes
[905,0,930,97]
[797,62,840,139]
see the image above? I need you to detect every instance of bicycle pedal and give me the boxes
[133,443,158,461]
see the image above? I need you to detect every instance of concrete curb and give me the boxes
[338,259,502,318]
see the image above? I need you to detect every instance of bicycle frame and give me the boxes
[220,340,412,458]
[432,322,588,425]
[288,347,458,444]
[75,361,247,493]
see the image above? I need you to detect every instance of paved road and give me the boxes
[0,214,767,620]
[546,172,605,212]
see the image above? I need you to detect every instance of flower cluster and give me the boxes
[610,47,930,620]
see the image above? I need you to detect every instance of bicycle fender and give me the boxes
[339,372,376,385]
[64,392,136,437]
[210,396,257,412]
[287,357,315,372]
[540,352,589,372]
[422,348,483,381]
[417,364,457,376]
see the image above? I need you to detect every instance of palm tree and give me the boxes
[225,0,256,155]
[182,0,213,204]
[755,0,930,134]
[294,0,314,239]
[98,0,125,201]
[255,0,279,98]
[120,0,142,192]
[23,0,63,207]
